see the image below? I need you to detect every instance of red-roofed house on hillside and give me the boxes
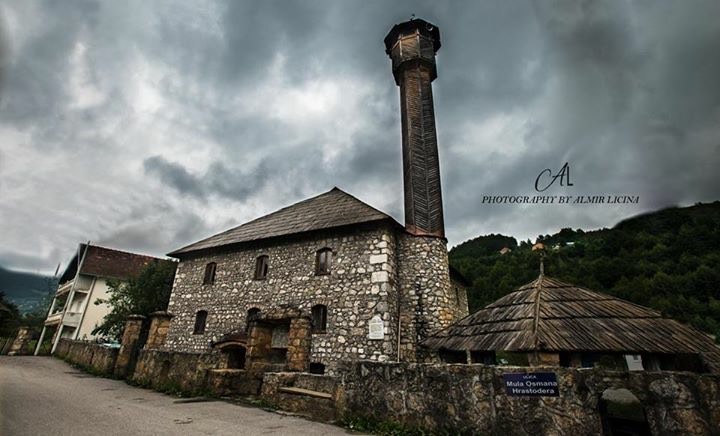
[34,243,172,354]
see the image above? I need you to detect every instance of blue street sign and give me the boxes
[503,372,559,397]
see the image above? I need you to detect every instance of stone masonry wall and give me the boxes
[164,225,401,373]
[54,339,119,376]
[337,361,720,435]
[132,349,221,393]
[395,234,465,361]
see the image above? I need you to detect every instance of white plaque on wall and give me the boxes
[368,315,384,340]
[624,354,644,371]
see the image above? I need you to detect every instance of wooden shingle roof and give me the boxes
[168,187,399,256]
[423,275,720,370]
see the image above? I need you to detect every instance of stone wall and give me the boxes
[261,372,339,422]
[206,369,263,396]
[395,234,467,361]
[132,349,221,394]
[164,223,469,373]
[164,225,402,373]
[337,361,720,435]
[54,339,119,376]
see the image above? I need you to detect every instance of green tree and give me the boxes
[0,291,21,337]
[93,260,177,340]
[449,201,720,341]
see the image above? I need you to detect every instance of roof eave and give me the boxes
[167,217,402,259]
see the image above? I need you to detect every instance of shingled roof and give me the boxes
[59,244,170,284]
[423,275,720,370]
[168,187,399,256]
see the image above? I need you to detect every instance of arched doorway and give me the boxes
[212,331,249,370]
[599,388,651,436]
[225,345,247,369]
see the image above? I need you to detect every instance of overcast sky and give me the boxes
[1,1,719,274]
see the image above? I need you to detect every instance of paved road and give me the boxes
[0,357,356,436]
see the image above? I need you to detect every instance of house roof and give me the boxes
[168,187,400,256]
[59,244,170,284]
[423,275,720,370]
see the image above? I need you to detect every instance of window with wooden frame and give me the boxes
[203,262,217,285]
[311,304,327,333]
[254,255,269,280]
[315,248,332,275]
[193,310,208,335]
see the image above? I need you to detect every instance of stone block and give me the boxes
[369,254,387,264]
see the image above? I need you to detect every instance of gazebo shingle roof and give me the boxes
[423,275,720,371]
[168,187,399,256]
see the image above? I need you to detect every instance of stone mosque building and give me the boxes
[158,17,720,380]
[161,19,469,374]
[50,18,720,435]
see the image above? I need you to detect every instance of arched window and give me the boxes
[203,262,217,285]
[311,304,327,333]
[315,248,332,275]
[599,389,650,435]
[254,255,269,279]
[193,310,208,335]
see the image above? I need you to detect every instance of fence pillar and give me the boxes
[145,311,174,350]
[8,326,32,356]
[114,315,146,378]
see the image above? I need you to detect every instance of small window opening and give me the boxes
[312,304,327,333]
[438,348,467,363]
[226,346,246,369]
[315,248,332,275]
[246,307,261,332]
[193,310,208,335]
[254,255,269,280]
[203,262,217,285]
[309,362,325,375]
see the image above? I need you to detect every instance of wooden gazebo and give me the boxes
[423,275,720,373]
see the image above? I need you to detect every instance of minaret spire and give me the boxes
[384,18,445,238]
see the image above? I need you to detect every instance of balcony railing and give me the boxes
[56,280,90,296]
[45,312,63,325]
[44,311,82,327]
[63,312,82,327]
[56,281,73,295]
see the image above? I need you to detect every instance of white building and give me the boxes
[35,243,168,354]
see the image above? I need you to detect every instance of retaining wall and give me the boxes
[132,349,222,394]
[337,361,720,435]
[54,339,119,376]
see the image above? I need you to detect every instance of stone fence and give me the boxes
[54,339,119,376]
[132,349,222,394]
[336,361,720,435]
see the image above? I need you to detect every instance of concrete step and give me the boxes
[278,386,332,400]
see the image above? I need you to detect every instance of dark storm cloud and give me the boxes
[143,155,271,202]
[1,1,719,274]
[143,156,204,198]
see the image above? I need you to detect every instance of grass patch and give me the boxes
[341,415,479,436]
[342,415,431,436]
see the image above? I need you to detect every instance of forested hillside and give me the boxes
[0,266,55,313]
[449,201,720,340]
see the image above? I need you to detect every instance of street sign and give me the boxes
[503,372,559,397]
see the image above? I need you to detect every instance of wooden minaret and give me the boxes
[385,18,445,238]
